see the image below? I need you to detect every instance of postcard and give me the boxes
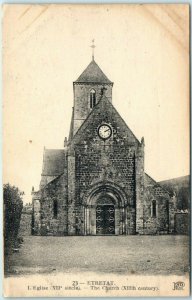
[3,4,190,297]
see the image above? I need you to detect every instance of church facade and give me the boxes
[32,57,176,236]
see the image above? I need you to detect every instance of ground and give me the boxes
[5,235,189,277]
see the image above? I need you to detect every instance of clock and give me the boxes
[98,124,112,140]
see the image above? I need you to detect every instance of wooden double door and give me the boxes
[96,204,115,235]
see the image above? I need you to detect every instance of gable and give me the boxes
[144,173,157,186]
[71,96,140,147]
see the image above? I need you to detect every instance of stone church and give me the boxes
[32,55,176,236]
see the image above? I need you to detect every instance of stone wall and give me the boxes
[34,172,68,236]
[168,195,177,233]
[71,97,141,235]
[67,151,76,235]
[135,141,144,234]
[73,83,113,135]
[143,182,170,234]
[32,192,41,235]
[174,213,189,234]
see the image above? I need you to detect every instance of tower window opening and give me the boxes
[152,200,156,218]
[90,89,96,108]
[53,200,58,218]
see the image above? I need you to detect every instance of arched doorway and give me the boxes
[83,182,132,235]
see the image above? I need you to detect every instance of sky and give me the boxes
[3,4,189,203]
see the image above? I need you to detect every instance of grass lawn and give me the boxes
[5,235,189,276]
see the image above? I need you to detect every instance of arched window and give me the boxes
[90,89,96,108]
[152,200,156,218]
[53,200,58,218]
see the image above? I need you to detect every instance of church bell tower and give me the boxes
[71,41,113,137]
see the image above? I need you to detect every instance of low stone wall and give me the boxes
[174,213,189,235]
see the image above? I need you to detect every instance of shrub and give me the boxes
[3,183,23,252]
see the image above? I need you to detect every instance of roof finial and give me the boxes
[90,39,96,61]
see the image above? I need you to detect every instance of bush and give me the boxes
[3,184,23,253]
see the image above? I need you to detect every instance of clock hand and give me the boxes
[104,129,110,132]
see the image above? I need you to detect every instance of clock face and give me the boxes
[98,124,112,140]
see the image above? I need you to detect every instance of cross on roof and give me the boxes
[90,39,96,61]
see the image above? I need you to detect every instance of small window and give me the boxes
[90,89,96,108]
[152,200,156,218]
[53,200,58,218]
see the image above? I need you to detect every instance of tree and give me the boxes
[3,183,23,251]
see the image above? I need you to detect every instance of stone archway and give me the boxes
[83,182,130,235]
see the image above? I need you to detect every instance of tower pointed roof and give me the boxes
[74,60,113,84]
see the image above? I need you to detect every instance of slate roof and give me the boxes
[144,173,170,195]
[144,173,157,186]
[74,60,113,84]
[42,149,65,176]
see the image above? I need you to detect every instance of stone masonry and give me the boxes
[32,57,175,236]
